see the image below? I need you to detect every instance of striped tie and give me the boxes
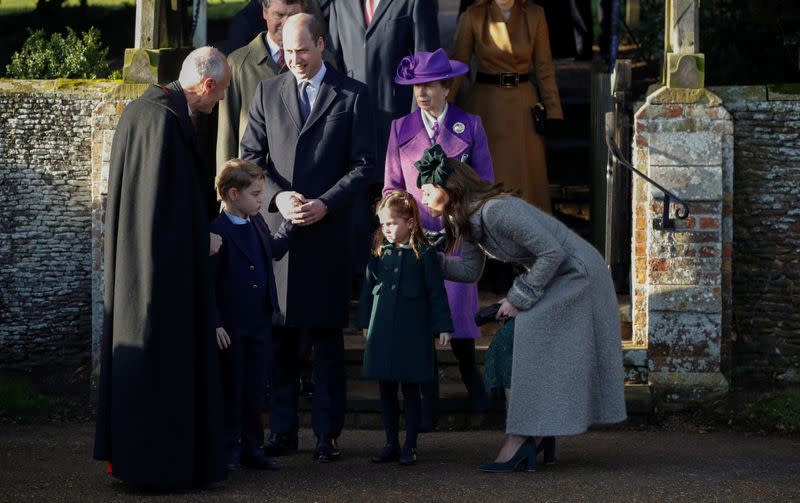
[364,0,375,25]
[431,120,440,145]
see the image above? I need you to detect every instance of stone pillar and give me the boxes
[632,87,733,409]
[664,0,705,89]
[123,0,193,84]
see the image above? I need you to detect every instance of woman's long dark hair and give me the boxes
[439,158,515,253]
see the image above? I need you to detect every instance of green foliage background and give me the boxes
[6,27,110,79]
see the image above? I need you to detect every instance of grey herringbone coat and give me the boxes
[442,196,626,436]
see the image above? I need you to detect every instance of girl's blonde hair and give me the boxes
[372,190,428,258]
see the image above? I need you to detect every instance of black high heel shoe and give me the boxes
[478,438,536,473]
[536,436,556,465]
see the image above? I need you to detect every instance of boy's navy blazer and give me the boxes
[209,212,292,332]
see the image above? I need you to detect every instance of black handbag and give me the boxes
[474,303,502,326]
[531,102,546,135]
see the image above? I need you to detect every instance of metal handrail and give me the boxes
[604,129,690,230]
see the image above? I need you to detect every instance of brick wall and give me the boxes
[711,86,800,388]
[632,88,733,389]
[0,80,121,373]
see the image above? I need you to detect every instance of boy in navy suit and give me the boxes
[210,159,293,472]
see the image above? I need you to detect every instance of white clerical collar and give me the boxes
[421,103,448,139]
[223,210,250,225]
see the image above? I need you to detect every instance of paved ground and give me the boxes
[1,423,798,502]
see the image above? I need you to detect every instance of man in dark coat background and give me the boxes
[240,13,374,463]
[327,0,440,285]
[94,46,231,490]
[327,0,440,179]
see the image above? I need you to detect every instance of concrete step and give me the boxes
[294,381,652,430]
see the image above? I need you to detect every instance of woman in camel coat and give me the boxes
[451,0,563,212]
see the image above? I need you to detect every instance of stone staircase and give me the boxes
[295,296,651,430]
[294,53,656,431]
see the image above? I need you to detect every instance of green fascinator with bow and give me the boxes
[415,144,453,188]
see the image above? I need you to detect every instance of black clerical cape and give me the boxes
[93,82,226,489]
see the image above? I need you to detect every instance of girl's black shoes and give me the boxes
[399,445,417,466]
[371,444,400,463]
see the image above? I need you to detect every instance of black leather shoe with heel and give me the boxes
[478,438,536,473]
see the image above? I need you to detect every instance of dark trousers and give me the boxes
[219,326,269,455]
[421,339,488,426]
[379,380,421,449]
[420,349,439,430]
[451,338,488,408]
[269,326,346,441]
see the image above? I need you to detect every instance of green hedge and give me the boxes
[6,26,110,79]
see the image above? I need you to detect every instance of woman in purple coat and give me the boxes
[384,49,495,420]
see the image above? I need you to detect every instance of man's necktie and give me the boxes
[298,81,311,123]
[431,120,440,145]
[364,0,375,25]
[277,48,284,67]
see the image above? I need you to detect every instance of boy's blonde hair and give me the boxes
[215,159,265,202]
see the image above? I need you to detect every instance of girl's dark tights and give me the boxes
[379,380,421,449]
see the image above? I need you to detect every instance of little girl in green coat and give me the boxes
[356,190,454,466]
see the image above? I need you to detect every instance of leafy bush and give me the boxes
[6,27,110,79]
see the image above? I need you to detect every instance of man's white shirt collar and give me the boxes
[265,32,282,64]
[296,63,327,110]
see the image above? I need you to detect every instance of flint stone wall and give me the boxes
[710,86,800,388]
[0,80,131,374]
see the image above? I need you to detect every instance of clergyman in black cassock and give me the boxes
[93,47,231,490]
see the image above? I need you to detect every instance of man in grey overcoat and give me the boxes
[240,13,375,463]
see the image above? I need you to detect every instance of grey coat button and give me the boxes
[249,265,255,271]
[252,284,258,289]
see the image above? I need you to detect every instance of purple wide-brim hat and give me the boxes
[394,48,469,85]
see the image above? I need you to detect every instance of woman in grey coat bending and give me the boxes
[415,145,626,472]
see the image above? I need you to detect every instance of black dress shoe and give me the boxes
[371,444,400,463]
[313,438,340,463]
[329,438,341,458]
[399,445,417,466]
[264,432,298,456]
[241,450,281,471]
[299,376,314,399]
[226,446,242,472]
[313,443,332,463]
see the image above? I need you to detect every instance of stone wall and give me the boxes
[2,79,799,399]
[710,86,800,388]
[0,80,123,373]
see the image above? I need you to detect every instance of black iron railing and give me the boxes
[604,128,690,230]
